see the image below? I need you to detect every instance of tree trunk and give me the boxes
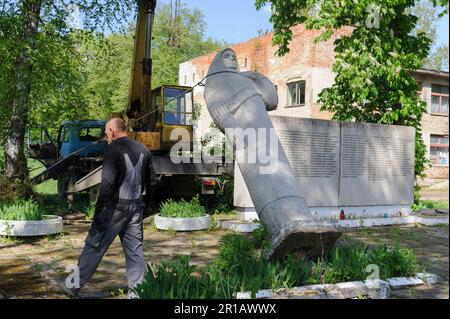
[4,0,41,189]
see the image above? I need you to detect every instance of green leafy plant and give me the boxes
[84,201,96,221]
[0,199,44,221]
[159,195,206,218]
[252,222,271,254]
[215,233,259,271]
[412,199,449,211]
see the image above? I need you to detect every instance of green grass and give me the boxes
[133,227,419,299]
[0,199,45,221]
[159,195,206,218]
[412,200,449,212]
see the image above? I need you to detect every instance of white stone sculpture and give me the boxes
[204,48,341,259]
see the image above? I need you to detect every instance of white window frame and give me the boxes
[430,84,449,115]
[286,80,306,107]
[430,134,449,166]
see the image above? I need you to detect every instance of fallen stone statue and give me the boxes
[204,48,342,259]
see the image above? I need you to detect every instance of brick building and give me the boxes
[179,24,449,180]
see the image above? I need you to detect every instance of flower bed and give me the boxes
[0,200,63,236]
[0,215,63,236]
[154,196,210,231]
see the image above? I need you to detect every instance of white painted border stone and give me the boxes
[387,277,424,290]
[416,273,439,285]
[237,279,391,299]
[236,273,438,299]
[154,214,211,231]
[219,220,260,233]
[0,215,63,237]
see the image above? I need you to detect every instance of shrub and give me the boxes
[368,244,418,279]
[215,233,258,270]
[0,199,44,221]
[159,195,206,218]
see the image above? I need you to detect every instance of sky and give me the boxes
[161,0,273,44]
[160,0,449,49]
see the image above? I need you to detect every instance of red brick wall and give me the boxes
[189,24,353,79]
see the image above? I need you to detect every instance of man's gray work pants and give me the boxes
[77,200,146,295]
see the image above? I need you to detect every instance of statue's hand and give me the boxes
[240,71,278,111]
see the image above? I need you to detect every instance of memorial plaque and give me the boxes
[339,122,415,206]
[271,116,340,207]
[234,116,415,209]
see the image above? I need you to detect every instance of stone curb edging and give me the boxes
[337,216,448,229]
[154,214,211,231]
[0,215,64,237]
[236,273,439,299]
[218,215,448,234]
[218,220,260,233]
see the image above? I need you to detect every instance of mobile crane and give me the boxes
[29,0,231,206]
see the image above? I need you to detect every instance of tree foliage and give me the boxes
[424,42,449,71]
[255,0,449,179]
[410,0,449,71]
[151,2,227,88]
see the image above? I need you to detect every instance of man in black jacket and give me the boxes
[65,118,157,298]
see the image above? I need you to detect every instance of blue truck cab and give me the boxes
[57,120,107,158]
[28,119,107,169]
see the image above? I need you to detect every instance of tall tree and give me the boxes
[255,0,448,184]
[411,0,449,70]
[4,0,41,189]
[0,0,135,194]
[425,43,449,70]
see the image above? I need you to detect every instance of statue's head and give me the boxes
[221,49,238,71]
[207,48,240,78]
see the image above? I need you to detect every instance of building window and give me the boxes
[431,84,449,114]
[287,81,306,107]
[430,134,449,166]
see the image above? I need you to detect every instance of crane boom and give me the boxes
[126,0,157,130]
